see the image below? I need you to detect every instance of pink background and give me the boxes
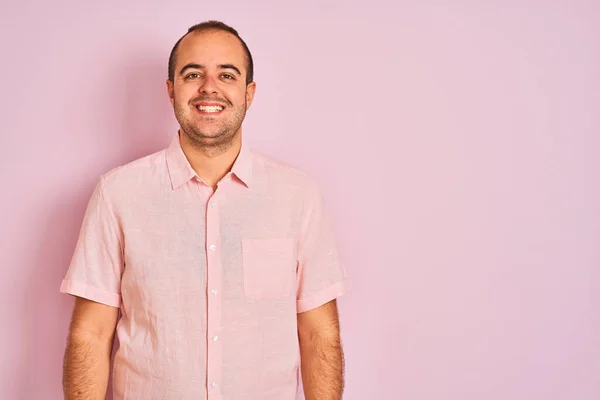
[1,1,599,399]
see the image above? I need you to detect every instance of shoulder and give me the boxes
[97,147,169,198]
[250,149,322,198]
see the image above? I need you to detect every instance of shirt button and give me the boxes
[211,381,217,389]
[212,335,219,341]
[209,244,216,251]
[210,202,215,207]
[211,289,218,295]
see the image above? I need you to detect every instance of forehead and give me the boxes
[177,30,247,70]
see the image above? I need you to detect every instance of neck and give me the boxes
[178,130,242,189]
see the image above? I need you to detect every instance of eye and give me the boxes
[222,73,235,80]
[186,73,201,79]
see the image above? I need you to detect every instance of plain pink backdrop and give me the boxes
[1,1,600,399]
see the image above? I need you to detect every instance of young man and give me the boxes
[60,20,351,400]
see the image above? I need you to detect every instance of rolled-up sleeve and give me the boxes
[60,175,124,308]
[296,180,351,313]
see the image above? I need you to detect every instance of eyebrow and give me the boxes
[179,63,242,77]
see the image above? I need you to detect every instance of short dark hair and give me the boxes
[168,20,254,85]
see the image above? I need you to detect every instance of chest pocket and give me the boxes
[242,238,296,300]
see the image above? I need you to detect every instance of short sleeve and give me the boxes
[59,175,124,308]
[296,181,351,313]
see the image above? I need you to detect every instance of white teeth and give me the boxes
[197,105,223,113]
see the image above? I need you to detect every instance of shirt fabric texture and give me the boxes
[60,134,351,400]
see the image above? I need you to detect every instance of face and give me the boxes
[167,30,256,149]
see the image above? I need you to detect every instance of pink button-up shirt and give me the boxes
[60,134,351,399]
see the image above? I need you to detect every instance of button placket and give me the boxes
[205,192,223,396]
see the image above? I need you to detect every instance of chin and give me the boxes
[194,130,232,143]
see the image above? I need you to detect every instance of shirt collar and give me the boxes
[230,142,253,188]
[165,133,253,190]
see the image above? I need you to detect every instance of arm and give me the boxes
[298,299,345,400]
[63,296,119,400]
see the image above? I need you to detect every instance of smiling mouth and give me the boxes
[196,105,224,113]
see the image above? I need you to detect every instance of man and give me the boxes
[60,20,351,400]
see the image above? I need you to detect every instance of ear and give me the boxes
[166,79,175,107]
[245,81,256,110]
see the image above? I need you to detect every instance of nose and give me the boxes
[199,74,218,94]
